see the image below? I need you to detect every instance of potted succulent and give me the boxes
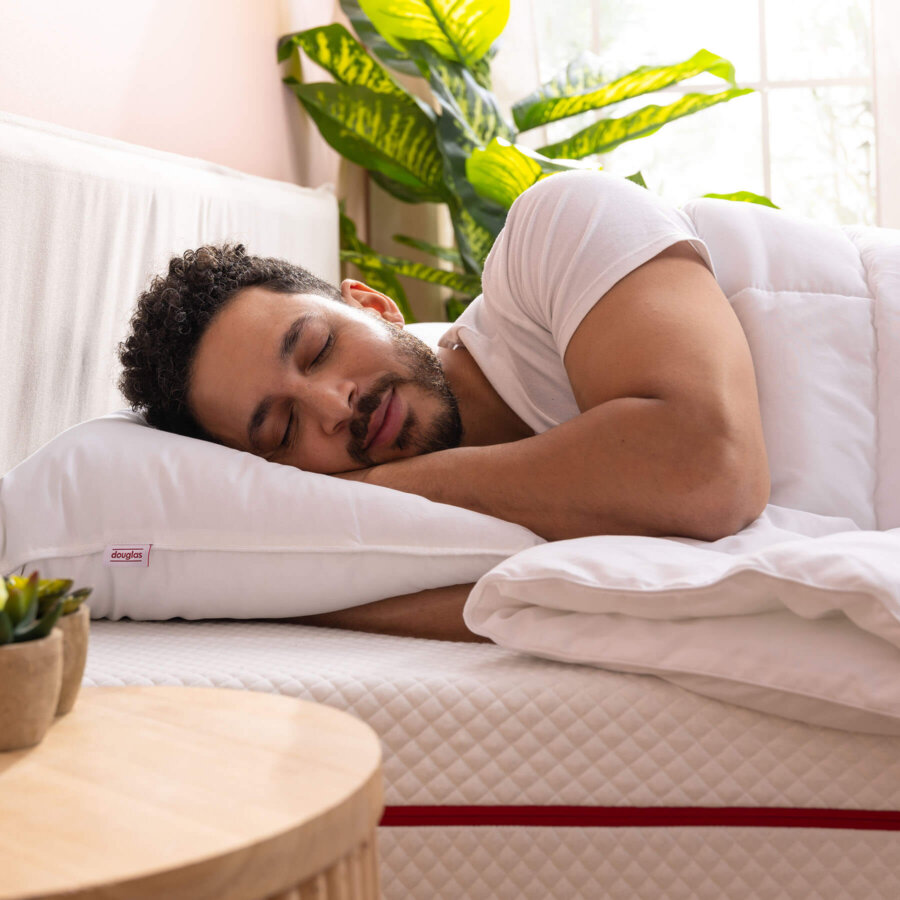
[34,577,92,715]
[0,573,93,751]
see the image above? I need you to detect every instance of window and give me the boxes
[506,0,896,226]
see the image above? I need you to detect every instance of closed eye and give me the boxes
[280,411,293,449]
[278,333,334,451]
[312,332,334,367]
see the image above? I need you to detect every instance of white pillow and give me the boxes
[464,506,900,736]
[0,407,543,620]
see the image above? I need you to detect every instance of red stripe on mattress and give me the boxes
[379,806,900,831]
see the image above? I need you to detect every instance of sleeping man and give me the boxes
[117,170,770,641]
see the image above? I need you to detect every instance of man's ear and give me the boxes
[340,279,405,326]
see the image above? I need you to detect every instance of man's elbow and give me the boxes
[678,434,771,542]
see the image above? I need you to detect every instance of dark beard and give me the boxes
[345,324,463,468]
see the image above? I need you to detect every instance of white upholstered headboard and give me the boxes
[0,111,339,475]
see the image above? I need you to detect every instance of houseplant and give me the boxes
[31,577,93,716]
[279,0,773,320]
[0,573,93,750]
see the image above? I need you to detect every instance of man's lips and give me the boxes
[363,387,393,450]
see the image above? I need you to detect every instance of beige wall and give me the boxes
[0,0,530,321]
[0,0,307,184]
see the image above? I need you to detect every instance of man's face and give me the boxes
[188,282,463,474]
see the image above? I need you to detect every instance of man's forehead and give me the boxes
[230,285,327,316]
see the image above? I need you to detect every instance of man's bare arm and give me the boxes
[279,582,490,643]
[339,245,770,543]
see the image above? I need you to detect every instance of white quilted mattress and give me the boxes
[83,620,900,899]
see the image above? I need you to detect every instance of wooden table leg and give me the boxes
[265,831,381,900]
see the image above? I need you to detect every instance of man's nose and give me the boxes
[299,376,356,434]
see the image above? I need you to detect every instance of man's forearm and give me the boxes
[281,583,490,643]
[355,396,761,542]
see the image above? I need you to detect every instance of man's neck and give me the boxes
[438,343,535,447]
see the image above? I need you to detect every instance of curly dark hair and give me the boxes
[117,244,342,440]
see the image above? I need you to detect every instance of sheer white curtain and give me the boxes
[495,0,891,227]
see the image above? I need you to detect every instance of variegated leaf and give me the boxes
[278,24,426,114]
[369,170,440,204]
[287,81,447,201]
[341,251,482,294]
[358,0,509,71]
[437,113,507,270]
[340,209,415,321]
[339,0,421,77]
[467,136,600,208]
[393,234,464,267]
[515,49,739,131]
[447,198,498,275]
[702,190,779,208]
[539,88,753,159]
[511,51,609,129]
[406,40,512,147]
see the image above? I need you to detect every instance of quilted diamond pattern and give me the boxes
[83,621,900,810]
[83,621,900,898]
[379,827,900,899]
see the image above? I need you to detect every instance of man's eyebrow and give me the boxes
[279,313,313,363]
[247,312,314,451]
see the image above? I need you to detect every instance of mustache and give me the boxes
[347,373,402,462]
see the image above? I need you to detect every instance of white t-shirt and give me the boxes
[438,170,716,434]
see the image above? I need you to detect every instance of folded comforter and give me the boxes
[465,505,900,736]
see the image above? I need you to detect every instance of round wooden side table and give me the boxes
[0,686,384,900]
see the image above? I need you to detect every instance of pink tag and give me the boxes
[104,544,152,567]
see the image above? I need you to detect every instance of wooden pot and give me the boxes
[56,603,91,716]
[0,629,63,751]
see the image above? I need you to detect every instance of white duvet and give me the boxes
[466,197,900,737]
[465,506,900,736]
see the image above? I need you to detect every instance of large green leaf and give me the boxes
[278,24,428,115]
[406,40,513,147]
[406,39,512,246]
[341,250,482,294]
[340,209,415,321]
[358,0,509,73]
[539,87,753,159]
[702,190,779,208]
[514,49,739,131]
[286,80,447,202]
[436,113,508,270]
[510,51,608,129]
[447,197,498,275]
[393,234,464,267]
[467,137,600,208]
[339,0,421,77]
[368,171,440,204]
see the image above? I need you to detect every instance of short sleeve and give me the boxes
[480,170,716,359]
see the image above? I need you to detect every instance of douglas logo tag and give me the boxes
[104,544,152,567]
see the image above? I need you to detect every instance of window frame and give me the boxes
[872,0,900,226]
